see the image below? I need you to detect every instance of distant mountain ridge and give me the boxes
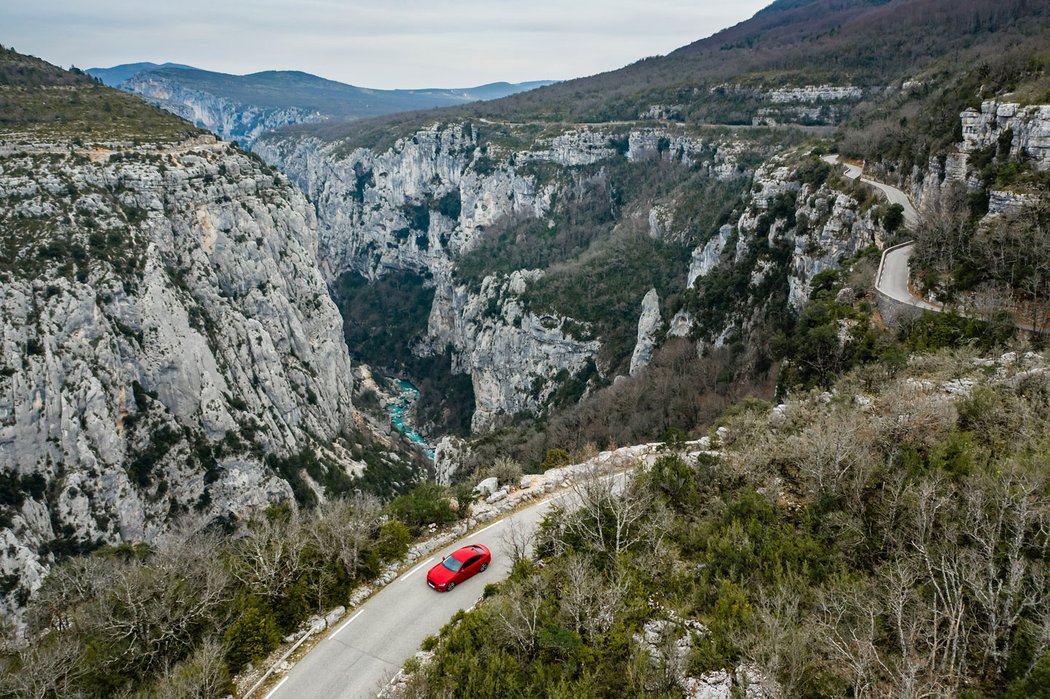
[85,61,196,86]
[85,63,555,146]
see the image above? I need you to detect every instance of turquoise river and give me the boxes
[385,379,435,459]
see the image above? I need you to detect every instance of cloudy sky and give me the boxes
[4,0,771,88]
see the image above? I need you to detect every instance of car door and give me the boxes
[459,554,481,581]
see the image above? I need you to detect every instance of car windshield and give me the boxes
[441,557,463,572]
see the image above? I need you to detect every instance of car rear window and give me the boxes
[442,557,463,572]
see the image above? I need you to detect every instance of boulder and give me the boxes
[474,477,499,496]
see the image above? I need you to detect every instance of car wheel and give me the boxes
[479,562,488,572]
[447,581,455,591]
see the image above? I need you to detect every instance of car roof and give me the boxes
[452,544,486,560]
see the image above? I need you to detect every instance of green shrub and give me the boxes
[374,519,411,561]
[1006,652,1050,699]
[223,606,280,673]
[387,483,457,532]
[540,448,571,471]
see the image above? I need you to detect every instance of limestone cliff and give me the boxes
[0,135,366,618]
[257,122,754,429]
[902,100,1050,211]
[680,152,885,350]
[960,100,1050,168]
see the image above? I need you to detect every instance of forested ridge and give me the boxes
[277,0,1050,148]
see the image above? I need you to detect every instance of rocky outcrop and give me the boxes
[0,135,362,618]
[768,85,863,103]
[123,73,325,147]
[988,189,1040,216]
[683,153,885,346]
[787,181,881,307]
[629,289,661,376]
[909,100,1050,213]
[752,104,849,126]
[427,270,600,431]
[960,100,1050,168]
[688,225,734,288]
[639,104,684,120]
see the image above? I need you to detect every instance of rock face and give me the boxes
[257,122,550,281]
[787,179,881,308]
[688,225,734,288]
[0,136,360,617]
[730,154,879,311]
[429,271,600,432]
[630,289,662,376]
[679,152,885,347]
[768,85,863,103]
[908,100,1050,214]
[960,100,1050,168]
[123,73,325,147]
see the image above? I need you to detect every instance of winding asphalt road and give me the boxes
[821,155,937,309]
[876,244,942,312]
[263,492,569,699]
[821,154,917,226]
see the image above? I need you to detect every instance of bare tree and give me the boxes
[816,580,892,699]
[25,554,119,634]
[787,406,874,503]
[0,631,88,699]
[741,584,816,698]
[912,183,972,285]
[306,494,382,580]
[558,555,627,639]
[231,512,307,602]
[966,281,1014,326]
[501,521,535,565]
[565,470,659,557]
[907,477,970,692]
[85,530,232,677]
[960,467,1050,678]
[489,576,544,657]
[145,637,230,699]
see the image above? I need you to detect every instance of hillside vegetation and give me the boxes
[397,347,1050,698]
[0,496,429,697]
[0,46,202,143]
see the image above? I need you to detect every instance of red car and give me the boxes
[426,543,491,591]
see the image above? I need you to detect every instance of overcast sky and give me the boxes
[4,0,771,89]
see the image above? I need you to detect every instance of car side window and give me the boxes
[463,555,480,569]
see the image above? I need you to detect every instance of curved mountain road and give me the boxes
[822,154,917,226]
[823,156,1046,331]
[875,243,942,311]
[822,155,935,310]
[262,490,573,699]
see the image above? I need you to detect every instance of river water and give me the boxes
[385,379,435,459]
